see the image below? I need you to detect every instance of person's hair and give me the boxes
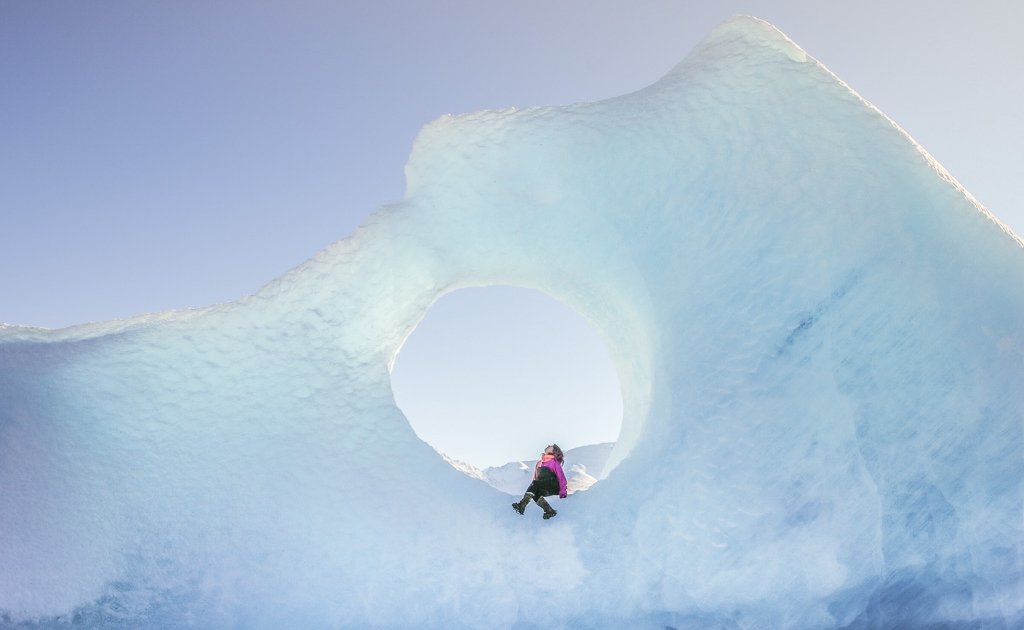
[549,444,564,465]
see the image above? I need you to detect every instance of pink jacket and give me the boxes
[535,458,568,498]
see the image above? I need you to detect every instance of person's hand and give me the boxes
[559,494,567,499]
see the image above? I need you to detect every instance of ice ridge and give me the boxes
[1,15,1022,629]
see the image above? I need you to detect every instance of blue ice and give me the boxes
[1,16,1022,629]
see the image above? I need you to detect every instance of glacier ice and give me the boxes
[1,15,1022,629]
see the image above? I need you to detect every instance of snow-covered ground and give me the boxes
[1,16,1022,629]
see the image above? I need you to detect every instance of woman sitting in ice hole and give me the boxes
[511,444,567,520]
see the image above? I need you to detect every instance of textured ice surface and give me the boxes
[2,16,1022,629]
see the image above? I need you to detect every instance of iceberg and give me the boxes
[1,16,1022,629]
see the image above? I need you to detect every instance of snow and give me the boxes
[1,15,1023,629]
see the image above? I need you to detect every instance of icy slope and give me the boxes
[2,15,1023,629]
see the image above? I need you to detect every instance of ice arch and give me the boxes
[389,285,625,470]
[1,16,1023,629]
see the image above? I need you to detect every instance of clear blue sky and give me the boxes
[2,1,1020,328]
[2,2,1021,464]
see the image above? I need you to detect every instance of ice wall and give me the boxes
[2,16,1022,629]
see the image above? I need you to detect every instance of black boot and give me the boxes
[536,496,557,520]
[512,492,533,515]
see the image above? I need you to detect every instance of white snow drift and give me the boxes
[1,16,1022,629]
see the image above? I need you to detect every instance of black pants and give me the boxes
[526,476,559,499]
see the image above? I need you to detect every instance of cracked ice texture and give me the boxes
[1,16,1022,629]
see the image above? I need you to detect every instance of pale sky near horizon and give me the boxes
[3,2,1021,465]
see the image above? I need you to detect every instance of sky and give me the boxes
[3,1,1021,464]
[390,286,622,467]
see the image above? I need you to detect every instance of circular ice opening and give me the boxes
[390,286,623,491]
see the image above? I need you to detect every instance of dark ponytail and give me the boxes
[550,443,564,465]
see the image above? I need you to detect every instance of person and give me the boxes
[512,444,567,520]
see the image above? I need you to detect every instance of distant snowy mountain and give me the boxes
[443,443,615,495]
[560,442,614,481]
[437,452,486,481]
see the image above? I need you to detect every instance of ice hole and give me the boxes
[390,286,623,490]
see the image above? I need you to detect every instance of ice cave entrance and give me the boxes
[390,286,623,481]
